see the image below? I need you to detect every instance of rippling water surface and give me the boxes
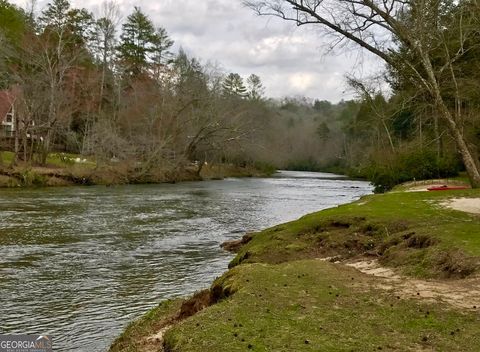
[0,171,372,351]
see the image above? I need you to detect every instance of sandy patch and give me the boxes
[404,184,446,192]
[346,259,480,310]
[395,179,470,193]
[145,325,172,351]
[443,198,480,214]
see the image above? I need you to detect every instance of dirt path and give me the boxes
[346,259,480,310]
[443,198,480,215]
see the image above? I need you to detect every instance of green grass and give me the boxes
[231,190,480,276]
[110,299,183,352]
[164,260,480,351]
[0,151,15,164]
[46,153,96,168]
[110,189,480,352]
[1,150,96,168]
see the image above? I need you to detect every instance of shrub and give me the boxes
[358,148,461,193]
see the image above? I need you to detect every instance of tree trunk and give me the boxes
[437,103,480,188]
[14,115,19,165]
[420,51,480,187]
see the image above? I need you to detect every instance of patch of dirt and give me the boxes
[221,234,253,253]
[443,198,480,214]
[398,179,470,193]
[346,259,480,310]
[144,321,176,352]
[144,282,236,351]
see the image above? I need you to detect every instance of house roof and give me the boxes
[0,90,16,123]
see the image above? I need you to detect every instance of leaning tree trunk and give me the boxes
[420,52,480,188]
[436,101,480,188]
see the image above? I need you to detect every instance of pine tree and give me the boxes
[152,27,174,66]
[39,0,71,30]
[39,0,94,47]
[117,7,157,76]
[223,73,247,98]
[246,74,265,101]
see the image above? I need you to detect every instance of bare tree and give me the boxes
[245,0,480,187]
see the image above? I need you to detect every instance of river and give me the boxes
[0,171,372,351]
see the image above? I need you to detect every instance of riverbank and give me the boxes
[110,188,480,351]
[0,156,274,188]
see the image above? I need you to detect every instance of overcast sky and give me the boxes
[14,0,383,102]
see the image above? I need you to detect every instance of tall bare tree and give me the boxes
[245,0,480,187]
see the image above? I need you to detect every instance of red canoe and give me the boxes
[427,185,469,191]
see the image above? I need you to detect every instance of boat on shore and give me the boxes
[427,185,469,191]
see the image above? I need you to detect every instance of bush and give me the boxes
[357,148,461,193]
[20,170,47,187]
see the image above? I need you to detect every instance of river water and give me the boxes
[0,171,372,351]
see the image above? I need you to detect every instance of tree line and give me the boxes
[1,0,324,178]
[247,0,480,189]
[3,0,477,190]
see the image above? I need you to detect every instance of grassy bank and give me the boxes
[110,188,480,351]
[0,151,273,188]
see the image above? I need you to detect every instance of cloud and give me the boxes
[12,0,384,102]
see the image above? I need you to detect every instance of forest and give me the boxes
[1,0,479,191]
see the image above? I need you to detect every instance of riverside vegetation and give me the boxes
[110,187,480,352]
[0,151,274,187]
[2,0,480,192]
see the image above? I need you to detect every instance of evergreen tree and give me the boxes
[313,100,332,115]
[39,0,94,47]
[39,0,71,30]
[117,7,157,76]
[223,73,247,98]
[0,0,29,88]
[0,0,28,45]
[67,8,95,45]
[152,27,174,66]
[246,74,265,101]
[174,49,207,96]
